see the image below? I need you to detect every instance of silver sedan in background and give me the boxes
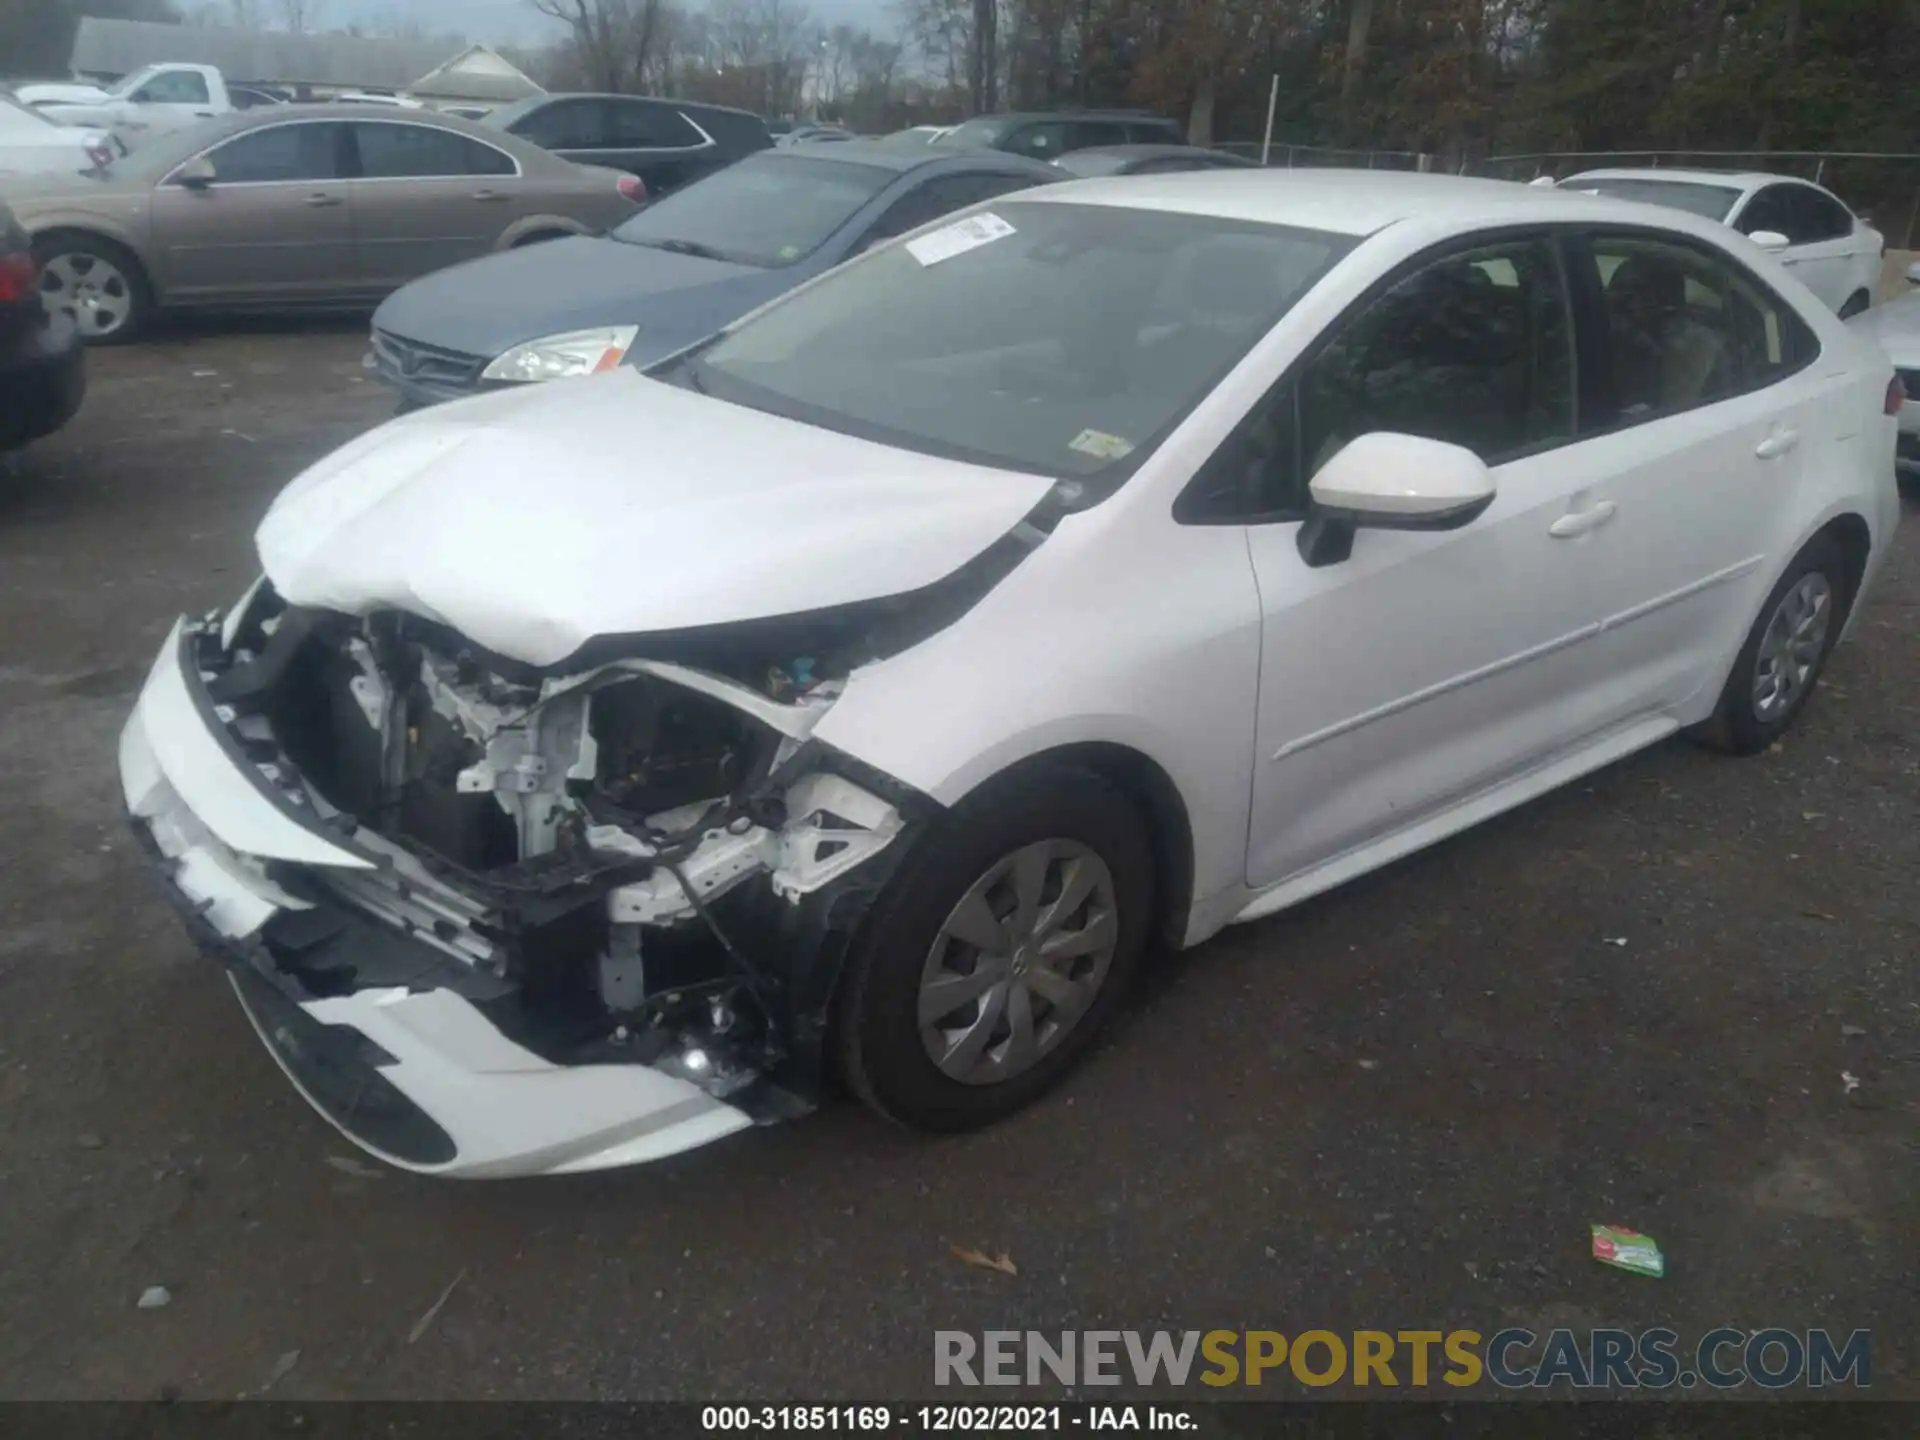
[4,107,645,342]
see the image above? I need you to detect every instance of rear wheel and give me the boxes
[1694,536,1849,755]
[33,231,150,344]
[835,766,1154,1132]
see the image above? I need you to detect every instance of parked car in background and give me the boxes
[0,199,85,451]
[936,109,1184,161]
[1848,288,1920,479]
[123,171,1900,1176]
[21,63,236,139]
[1558,169,1884,316]
[1050,144,1255,178]
[229,86,289,110]
[334,91,426,109]
[483,94,772,197]
[0,97,120,178]
[369,140,1060,408]
[12,108,643,343]
[882,125,951,146]
[778,123,855,145]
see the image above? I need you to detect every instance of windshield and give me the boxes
[937,117,1012,149]
[1566,177,1742,222]
[610,152,894,268]
[691,201,1353,479]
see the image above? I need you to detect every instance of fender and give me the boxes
[495,214,594,249]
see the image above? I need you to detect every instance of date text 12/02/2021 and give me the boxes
[701,1407,1196,1432]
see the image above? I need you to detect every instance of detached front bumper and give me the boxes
[120,618,755,1177]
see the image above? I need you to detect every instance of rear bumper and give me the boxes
[0,308,86,451]
[120,617,755,1177]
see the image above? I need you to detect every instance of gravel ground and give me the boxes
[0,322,1915,1403]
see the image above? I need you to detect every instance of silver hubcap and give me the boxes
[1753,572,1832,721]
[40,252,133,338]
[918,839,1119,1086]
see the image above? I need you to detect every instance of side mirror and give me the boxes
[1297,432,1496,568]
[1905,260,1920,286]
[1748,229,1791,253]
[173,155,216,189]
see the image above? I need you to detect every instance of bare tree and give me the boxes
[531,0,666,92]
[277,0,322,31]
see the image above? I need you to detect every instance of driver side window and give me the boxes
[1178,235,1576,523]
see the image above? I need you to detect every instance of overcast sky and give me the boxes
[328,0,896,45]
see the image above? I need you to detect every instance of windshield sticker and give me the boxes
[1069,428,1135,461]
[907,212,1016,267]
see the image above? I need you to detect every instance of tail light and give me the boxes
[85,139,114,168]
[616,173,646,203]
[0,252,38,305]
[1886,375,1907,415]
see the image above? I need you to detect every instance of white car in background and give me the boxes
[118,171,1900,1177]
[1848,265,1920,476]
[0,96,118,177]
[1559,168,1884,317]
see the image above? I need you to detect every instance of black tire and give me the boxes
[1694,535,1850,755]
[1839,290,1871,319]
[835,765,1155,1132]
[31,230,151,344]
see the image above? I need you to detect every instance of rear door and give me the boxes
[1066,119,1131,153]
[346,120,522,289]
[148,120,354,302]
[602,99,717,192]
[1564,228,1826,719]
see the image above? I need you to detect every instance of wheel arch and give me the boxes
[497,215,590,249]
[1817,510,1873,620]
[29,223,154,290]
[947,741,1197,952]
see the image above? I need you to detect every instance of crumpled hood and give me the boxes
[257,370,1056,668]
[371,234,796,363]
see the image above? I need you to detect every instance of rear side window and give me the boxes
[1736,185,1797,239]
[1581,232,1816,426]
[607,101,704,149]
[510,99,606,150]
[353,123,514,178]
[203,123,342,183]
[1003,122,1069,159]
[1070,120,1131,149]
[1128,118,1186,144]
[134,70,210,105]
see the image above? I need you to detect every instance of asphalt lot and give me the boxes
[0,320,1916,1402]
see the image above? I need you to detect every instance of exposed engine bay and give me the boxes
[193,582,945,1116]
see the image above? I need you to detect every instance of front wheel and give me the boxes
[33,232,150,344]
[835,766,1155,1132]
[1695,537,1849,754]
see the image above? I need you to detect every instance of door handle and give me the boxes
[1549,500,1617,538]
[471,189,507,201]
[304,193,342,207]
[1755,427,1800,460]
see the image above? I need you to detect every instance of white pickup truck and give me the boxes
[12,64,281,140]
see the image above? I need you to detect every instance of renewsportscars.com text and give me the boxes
[934,1328,1871,1390]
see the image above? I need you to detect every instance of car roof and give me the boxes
[1065,144,1248,162]
[1560,167,1793,191]
[1012,167,1738,239]
[764,138,1053,176]
[961,109,1175,124]
[503,91,766,121]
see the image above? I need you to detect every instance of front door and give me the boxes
[346,121,524,289]
[1235,232,1624,891]
[149,121,354,303]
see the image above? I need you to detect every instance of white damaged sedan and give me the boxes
[121,171,1902,1176]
